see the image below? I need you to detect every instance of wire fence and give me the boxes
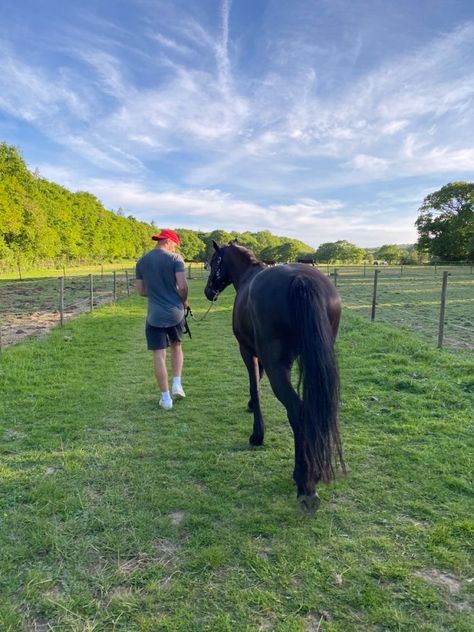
[0,270,135,350]
[331,268,474,351]
[1,263,472,352]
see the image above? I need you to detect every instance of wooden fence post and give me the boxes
[371,269,380,321]
[113,271,117,302]
[89,274,94,312]
[364,262,366,278]
[333,268,338,287]
[125,270,130,296]
[59,276,64,326]
[437,271,449,349]
[17,260,22,281]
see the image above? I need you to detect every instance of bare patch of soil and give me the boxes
[0,295,114,347]
[415,568,462,594]
[169,511,186,526]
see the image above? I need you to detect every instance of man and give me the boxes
[136,229,188,410]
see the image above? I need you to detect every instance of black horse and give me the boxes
[204,241,344,510]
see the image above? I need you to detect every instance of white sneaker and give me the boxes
[172,385,186,399]
[159,397,173,411]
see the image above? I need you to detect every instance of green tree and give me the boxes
[0,142,156,268]
[316,240,365,263]
[273,241,300,262]
[375,244,404,264]
[176,229,206,261]
[202,229,234,259]
[415,182,474,261]
[231,231,259,253]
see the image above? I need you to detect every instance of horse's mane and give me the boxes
[228,242,264,267]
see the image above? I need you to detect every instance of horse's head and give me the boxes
[204,240,232,300]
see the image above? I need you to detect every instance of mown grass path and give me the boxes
[1,280,473,631]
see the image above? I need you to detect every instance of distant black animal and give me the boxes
[204,241,344,511]
[297,258,316,266]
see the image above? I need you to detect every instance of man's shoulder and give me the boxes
[169,252,185,264]
[137,249,159,264]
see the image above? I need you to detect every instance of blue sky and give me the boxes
[1,0,473,248]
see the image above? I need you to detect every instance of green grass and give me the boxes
[0,280,473,631]
[0,262,206,282]
[337,274,474,350]
[0,261,137,282]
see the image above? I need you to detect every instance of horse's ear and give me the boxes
[229,238,238,245]
[212,240,220,251]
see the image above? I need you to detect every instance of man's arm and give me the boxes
[136,279,147,296]
[175,271,188,308]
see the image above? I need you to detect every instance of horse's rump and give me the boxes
[248,265,344,482]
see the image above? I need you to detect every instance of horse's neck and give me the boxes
[229,255,263,291]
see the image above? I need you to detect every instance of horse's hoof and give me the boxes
[249,434,263,446]
[298,493,320,513]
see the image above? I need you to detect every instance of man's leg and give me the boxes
[153,348,169,391]
[153,348,173,409]
[170,341,185,398]
[170,341,183,377]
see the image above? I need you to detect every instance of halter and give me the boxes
[214,255,223,281]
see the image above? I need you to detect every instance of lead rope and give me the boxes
[183,293,219,338]
[186,292,219,323]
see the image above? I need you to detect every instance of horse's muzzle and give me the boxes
[204,287,219,301]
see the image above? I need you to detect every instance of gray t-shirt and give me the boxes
[136,248,185,327]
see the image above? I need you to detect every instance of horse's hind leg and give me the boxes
[265,363,319,510]
[239,345,265,446]
[247,360,264,412]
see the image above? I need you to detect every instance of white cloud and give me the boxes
[35,165,418,247]
[1,4,472,248]
[348,154,389,172]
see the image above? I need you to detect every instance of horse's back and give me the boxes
[247,264,341,343]
[249,264,338,312]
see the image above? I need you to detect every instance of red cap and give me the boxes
[152,229,180,245]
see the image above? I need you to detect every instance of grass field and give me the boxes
[336,273,474,350]
[0,279,473,631]
[0,262,208,282]
[0,262,138,282]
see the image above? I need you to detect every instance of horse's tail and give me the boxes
[289,276,345,484]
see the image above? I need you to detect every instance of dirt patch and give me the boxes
[0,277,126,348]
[258,613,277,630]
[106,586,136,602]
[154,538,179,566]
[305,610,332,631]
[26,617,51,632]
[169,511,186,526]
[117,554,151,575]
[0,311,61,346]
[257,546,273,562]
[414,569,462,594]
[3,428,27,441]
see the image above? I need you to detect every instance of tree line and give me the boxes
[0,143,157,268]
[0,143,316,268]
[1,143,472,268]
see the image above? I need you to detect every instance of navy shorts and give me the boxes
[145,320,185,350]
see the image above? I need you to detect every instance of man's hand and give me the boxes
[176,271,189,305]
[135,279,147,296]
